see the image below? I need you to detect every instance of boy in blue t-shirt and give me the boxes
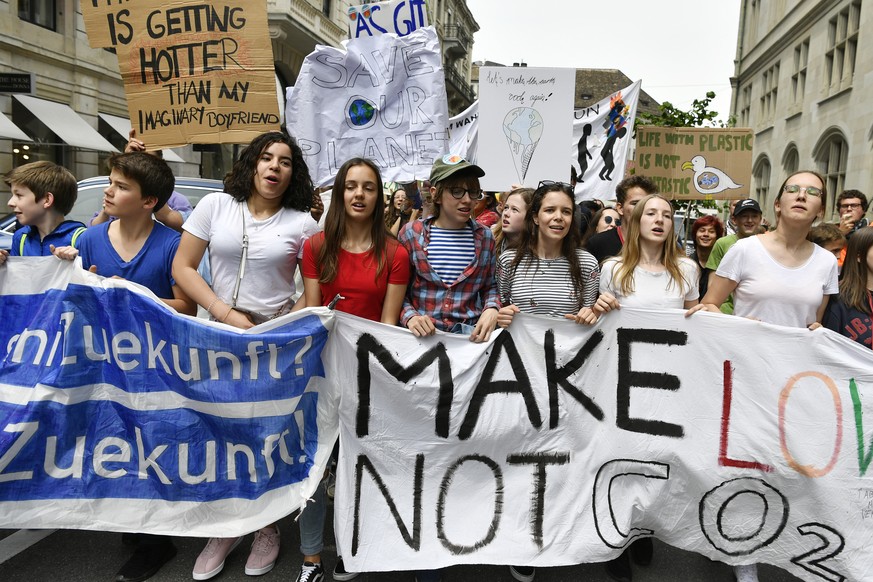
[53,152,195,582]
[55,152,196,316]
[1,161,85,261]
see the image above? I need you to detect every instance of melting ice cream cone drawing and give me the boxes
[503,107,543,182]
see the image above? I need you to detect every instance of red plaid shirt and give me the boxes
[398,217,501,331]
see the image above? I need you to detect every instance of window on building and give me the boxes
[759,63,779,124]
[322,0,331,17]
[19,0,56,31]
[753,156,771,212]
[783,145,799,176]
[791,39,808,107]
[825,0,860,93]
[747,0,759,47]
[815,133,848,217]
[739,84,752,127]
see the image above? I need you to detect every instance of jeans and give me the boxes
[298,478,327,556]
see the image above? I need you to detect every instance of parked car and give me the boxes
[70,175,224,224]
[0,176,224,251]
[0,214,14,251]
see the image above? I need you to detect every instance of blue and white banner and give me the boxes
[0,258,337,537]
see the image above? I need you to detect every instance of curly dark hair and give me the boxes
[223,131,313,212]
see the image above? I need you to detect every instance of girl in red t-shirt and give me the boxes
[302,157,409,324]
[297,158,410,582]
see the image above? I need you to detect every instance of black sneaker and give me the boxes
[333,557,360,581]
[509,565,536,582]
[630,537,653,566]
[604,551,632,582]
[295,561,324,582]
[115,541,177,582]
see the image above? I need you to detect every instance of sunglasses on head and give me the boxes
[536,180,574,195]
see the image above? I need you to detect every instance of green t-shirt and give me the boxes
[706,234,739,314]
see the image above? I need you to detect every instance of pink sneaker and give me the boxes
[245,526,280,576]
[193,536,243,580]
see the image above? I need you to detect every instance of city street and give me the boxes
[0,506,803,582]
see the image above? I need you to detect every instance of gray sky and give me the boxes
[466,1,742,125]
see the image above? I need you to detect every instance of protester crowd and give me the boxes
[2,126,868,582]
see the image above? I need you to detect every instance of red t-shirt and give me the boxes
[302,233,411,322]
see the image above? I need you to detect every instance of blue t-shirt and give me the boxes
[77,222,180,299]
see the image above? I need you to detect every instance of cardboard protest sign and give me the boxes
[477,67,575,191]
[329,310,873,580]
[446,99,478,162]
[573,80,641,202]
[80,0,132,49]
[84,0,281,149]
[0,258,336,536]
[635,127,754,200]
[347,0,429,39]
[286,26,449,187]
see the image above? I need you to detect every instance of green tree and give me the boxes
[637,91,734,128]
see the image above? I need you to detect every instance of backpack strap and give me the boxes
[18,233,27,256]
[70,226,87,248]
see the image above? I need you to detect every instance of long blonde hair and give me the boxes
[612,194,690,297]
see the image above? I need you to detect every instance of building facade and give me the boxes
[731,0,871,221]
[430,0,478,116]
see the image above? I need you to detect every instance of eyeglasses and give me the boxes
[783,184,823,197]
[444,187,485,200]
[839,202,862,210]
[603,215,621,226]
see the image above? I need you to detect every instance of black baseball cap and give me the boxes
[733,199,762,217]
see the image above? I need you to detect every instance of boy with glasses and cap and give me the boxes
[398,154,501,343]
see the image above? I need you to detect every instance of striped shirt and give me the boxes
[427,226,476,285]
[398,217,500,331]
[498,248,600,316]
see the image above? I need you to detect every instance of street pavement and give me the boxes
[0,501,804,582]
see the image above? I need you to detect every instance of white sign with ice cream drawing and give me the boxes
[477,67,576,191]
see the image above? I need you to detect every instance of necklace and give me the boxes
[343,239,373,253]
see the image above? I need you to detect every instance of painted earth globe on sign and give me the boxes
[348,98,375,126]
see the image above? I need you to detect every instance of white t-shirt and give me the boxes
[183,192,320,316]
[716,235,839,328]
[600,257,699,309]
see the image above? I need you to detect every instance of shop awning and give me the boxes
[0,110,32,141]
[14,95,117,152]
[99,113,186,163]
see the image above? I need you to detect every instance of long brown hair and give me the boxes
[611,194,690,297]
[493,187,535,250]
[509,183,585,297]
[838,227,873,314]
[317,158,391,284]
